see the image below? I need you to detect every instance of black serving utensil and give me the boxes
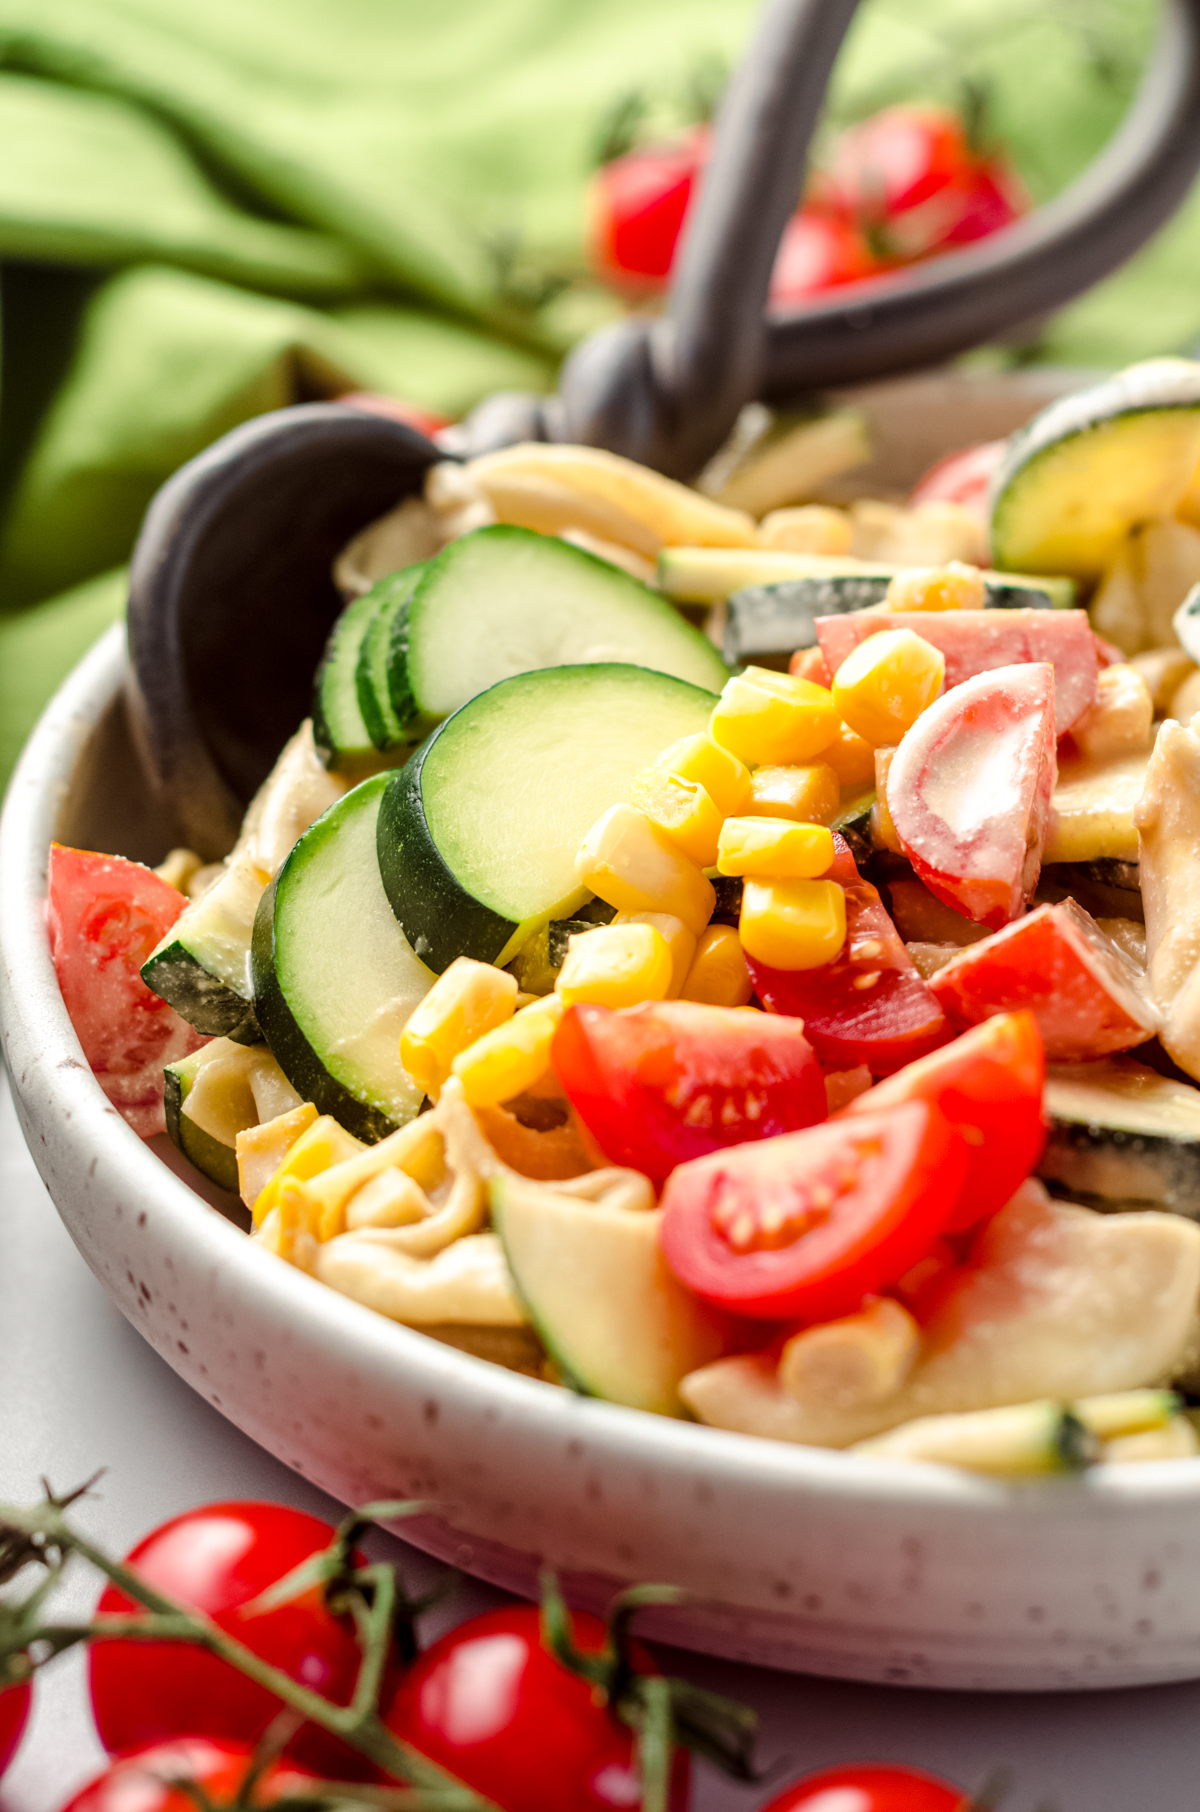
[126,0,1200,852]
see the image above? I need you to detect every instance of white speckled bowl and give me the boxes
[7,373,1200,1694]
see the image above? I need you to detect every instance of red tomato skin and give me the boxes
[829,105,976,257]
[660,1098,968,1321]
[335,392,451,437]
[748,837,949,1078]
[552,999,826,1184]
[758,1761,968,1811]
[941,154,1028,247]
[587,129,708,288]
[47,844,207,1137]
[63,1739,322,1812]
[383,1605,689,1812]
[769,209,879,306]
[0,1682,30,1780]
[89,1502,380,1778]
[930,901,1158,1062]
[908,439,1006,518]
[845,1010,1047,1230]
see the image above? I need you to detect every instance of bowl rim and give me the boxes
[6,621,1200,1524]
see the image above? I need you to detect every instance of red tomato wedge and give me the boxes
[552,999,825,1185]
[885,663,1057,929]
[844,1010,1047,1230]
[747,835,949,1077]
[660,1098,967,1321]
[930,900,1158,1061]
[909,439,1006,517]
[47,843,206,1137]
[815,609,1098,736]
[760,1761,969,1812]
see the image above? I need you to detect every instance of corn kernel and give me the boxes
[832,629,945,747]
[709,667,840,766]
[252,1114,365,1226]
[556,922,673,1008]
[651,732,751,815]
[748,762,839,824]
[821,720,877,789]
[628,768,723,867]
[575,803,715,935]
[451,994,564,1106]
[400,955,518,1098]
[739,878,847,970]
[679,924,753,1006]
[613,910,697,995]
[717,817,834,879]
[883,561,986,612]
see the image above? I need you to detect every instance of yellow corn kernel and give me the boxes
[871,747,902,854]
[628,768,723,867]
[650,732,751,815]
[451,994,564,1107]
[575,803,715,935]
[400,956,518,1098]
[556,922,673,1008]
[883,561,986,612]
[739,878,847,970]
[747,762,839,824]
[832,628,945,747]
[252,1113,365,1226]
[679,924,753,1006]
[709,667,840,766]
[821,720,877,789]
[612,910,697,995]
[717,817,834,879]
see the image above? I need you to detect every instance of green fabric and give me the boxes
[0,0,1196,789]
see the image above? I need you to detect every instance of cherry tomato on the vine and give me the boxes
[0,1681,30,1780]
[383,1604,689,1812]
[88,1502,384,1778]
[62,1738,323,1812]
[757,1761,969,1811]
[769,210,881,306]
[587,127,708,291]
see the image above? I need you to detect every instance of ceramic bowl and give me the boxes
[6,371,1200,1694]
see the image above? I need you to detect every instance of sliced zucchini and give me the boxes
[312,587,386,774]
[658,546,1076,609]
[252,771,435,1141]
[164,1038,302,1193]
[506,915,609,995]
[489,1174,727,1415]
[392,526,728,726]
[354,564,428,751]
[142,860,267,1042]
[990,358,1200,582]
[1043,749,1150,865]
[377,664,717,973]
[830,788,876,871]
[1039,1056,1200,1215]
[723,573,1053,667]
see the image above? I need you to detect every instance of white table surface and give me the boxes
[5,1065,1200,1812]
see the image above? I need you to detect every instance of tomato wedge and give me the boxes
[844,1010,1047,1230]
[659,1098,967,1321]
[553,999,825,1185]
[747,835,949,1076]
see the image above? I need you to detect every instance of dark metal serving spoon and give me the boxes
[126,0,1200,854]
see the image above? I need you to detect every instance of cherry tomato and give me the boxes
[758,1761,969,1811]
[769,209,880,306]
[553,998,826,1184]
[89,1502,381,1778]
[0,1682,30,1780]
[941,154,1028,248]
[845,1011,1046,1230]
[828,105,977,259]
[907,439,1006,518]
[586,128,708,290]
[62,1739,323,1812]
[747,837,949,1077]
[383,1604,688,1812]
[335,392,451,438]
[47,844,207,1137]
[660,1097,968,1321]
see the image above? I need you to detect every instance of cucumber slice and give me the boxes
[142,860,267,1042]
[312,587,384,773]
[354,564,427,751]
[990,359,1200,582]
[490,1174,727,1414]
[658,546,1076,610]
[377,664,718,973]
[252,771,434,1141]
[394,525,728,722]
[1039,1057,1200,1216]
[164,1038,301,1193]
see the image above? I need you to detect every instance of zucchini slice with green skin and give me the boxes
[990,358,1200,583]
[377,663,718,973]
[163,1038,301,1193]
[354,564,428,751]
[658,546,1076,609]
[1038,1056,1200,1216]
[312,585,405,775]
[392,525,728,722]
[252,771,434,1141]
[142,860,267,1042]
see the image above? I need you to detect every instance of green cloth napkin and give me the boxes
[0,0,1192,789]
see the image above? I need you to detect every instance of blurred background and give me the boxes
[0,0,1193,785]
